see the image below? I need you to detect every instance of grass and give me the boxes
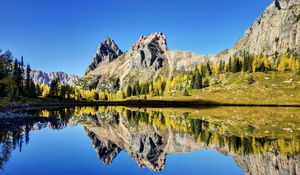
[141,72,300,105]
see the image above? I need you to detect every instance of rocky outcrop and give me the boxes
[85,38,123,75]
[30,70,79,86]
[234,0,300,55]
[130,32,167,70]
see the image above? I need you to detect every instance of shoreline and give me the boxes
[1,99,300,111]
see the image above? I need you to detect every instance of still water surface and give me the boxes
[0,106,299,175]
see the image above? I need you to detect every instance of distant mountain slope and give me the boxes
[30,70,79,86]
[84,0,300,89]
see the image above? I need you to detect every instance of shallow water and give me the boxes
[0,106,299,175]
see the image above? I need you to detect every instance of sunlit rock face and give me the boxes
[130,32,167,70]
[234,0,300,55]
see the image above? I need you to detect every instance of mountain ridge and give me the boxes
[30,70,79,86]
[84,32,212,88]
[84,0,300,89]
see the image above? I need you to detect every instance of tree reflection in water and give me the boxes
[1,106,300,174]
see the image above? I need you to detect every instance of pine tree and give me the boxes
[190,74,196,89]
[29,80,37,98]
[194,72,202,89]
[49,78,59,97]
[13,58,24,95]
[92,90,99,100]
[125,85,132,97]
[134,81,141,96]
[205,62,212,76]
[20,56,24,94]
[113,77,120,90]
[219,60,225,73]
[25,64,31,96]
[227,57,232,72]
[231,57,241,73]
[0,58,4,80]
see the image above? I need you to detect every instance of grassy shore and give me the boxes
[140,72,300,105]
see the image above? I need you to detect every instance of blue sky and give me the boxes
[0,0,272,76]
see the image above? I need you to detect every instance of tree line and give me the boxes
[1,49,299,102]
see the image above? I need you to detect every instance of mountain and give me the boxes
[30,70,79,86]
[233,0,300,55]
[85,32,211,88]
[84,0,300,88]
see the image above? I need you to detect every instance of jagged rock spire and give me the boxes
[85,37,123,75]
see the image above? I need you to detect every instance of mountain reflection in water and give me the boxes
[1,106,299,174]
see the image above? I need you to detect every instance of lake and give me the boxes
[0,106,299,175]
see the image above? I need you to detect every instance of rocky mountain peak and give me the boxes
[132,32,168,52]
[85,37,123,75]
[129,32,168,71]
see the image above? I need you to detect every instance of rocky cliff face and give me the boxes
[234,0,300,55]
[85,38,123,75]
[130,32,167,70]
[30,70,79,86]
